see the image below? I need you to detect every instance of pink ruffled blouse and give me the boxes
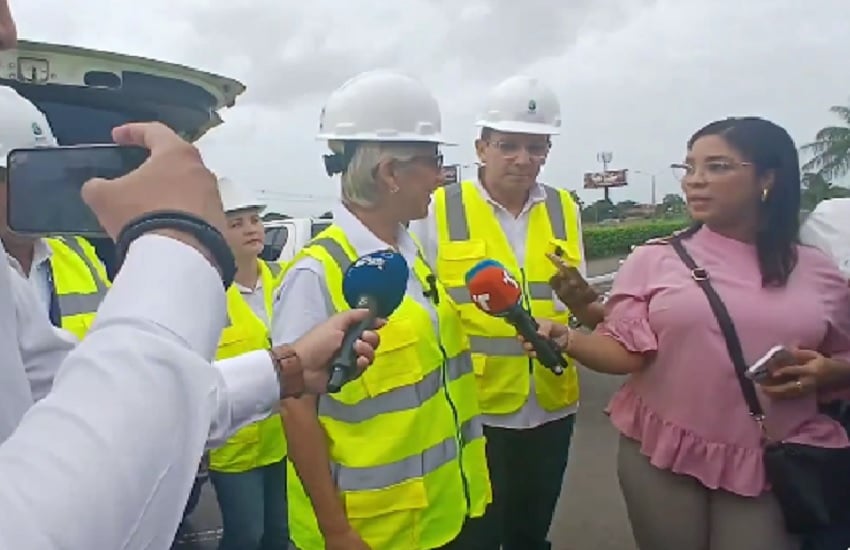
[602,226,850,497]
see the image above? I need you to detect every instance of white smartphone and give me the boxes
[746,345,796,382]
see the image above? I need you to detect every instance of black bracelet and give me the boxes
[114,211,237,288]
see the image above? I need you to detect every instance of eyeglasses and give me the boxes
[488,140,550,160]
[396,153,444,170]
[670,160,753,181]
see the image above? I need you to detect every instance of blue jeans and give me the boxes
[209,457,289,550]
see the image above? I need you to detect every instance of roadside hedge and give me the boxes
[582,218,690,259]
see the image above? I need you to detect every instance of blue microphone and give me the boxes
[327,249,409,393]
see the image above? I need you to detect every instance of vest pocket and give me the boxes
[439,240,487,283]
[344,478,428,548]
[360,319,423,397]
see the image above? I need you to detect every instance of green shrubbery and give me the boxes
[582,218,691,259]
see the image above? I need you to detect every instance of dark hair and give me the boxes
[682,116,801,287]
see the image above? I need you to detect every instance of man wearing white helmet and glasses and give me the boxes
[411,75,587,550]
[275,69,492,550]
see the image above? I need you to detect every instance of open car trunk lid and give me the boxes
[0,40,246,276]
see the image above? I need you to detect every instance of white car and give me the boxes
[262,216,333,263]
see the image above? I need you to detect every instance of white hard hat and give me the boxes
[476,75,562,135]
[799,198,850,278]
[0,86,57,168]
[217,177,266,214]
[317,69,452,144]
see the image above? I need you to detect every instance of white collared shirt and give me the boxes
[236,275,269,326]
[272,202,438,347]
[409,180,586,430]
[0,234,280,549]
[6,237,53,314]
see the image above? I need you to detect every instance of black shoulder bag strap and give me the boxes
[669,237,765,423]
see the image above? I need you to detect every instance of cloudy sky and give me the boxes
[13,0,850,216]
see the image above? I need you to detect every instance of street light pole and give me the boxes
[633,170,658,207]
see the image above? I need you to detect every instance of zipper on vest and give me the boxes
[520,267,534,374]
[439,343,471,515]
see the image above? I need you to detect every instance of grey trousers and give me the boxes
[617,435,800,550]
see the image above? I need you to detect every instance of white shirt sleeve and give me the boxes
[271,259,333,345]
[11,243,277,449]
[0,234,271,549]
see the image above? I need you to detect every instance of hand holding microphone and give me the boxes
[465,260,568,375]
[326,249,409,393]
[516,319,572,360]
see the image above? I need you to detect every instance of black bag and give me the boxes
[670,237,850,535]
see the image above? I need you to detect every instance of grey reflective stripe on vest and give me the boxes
[56,237,108,316]
[443,182,567,242]
[468,335,525,356]
[310,238,353,274]
[318,352,473,423]
[445,281,552,305]
[332,417,484,492]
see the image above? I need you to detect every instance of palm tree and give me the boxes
[800,103,850,181]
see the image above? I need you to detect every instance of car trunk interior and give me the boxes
[1,72,223,279]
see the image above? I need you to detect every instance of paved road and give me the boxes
[174,256,634,549]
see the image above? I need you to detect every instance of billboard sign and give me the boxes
[441,164,460,186]
[583,168,628,189]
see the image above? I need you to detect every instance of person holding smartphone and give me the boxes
[518,117,850,550]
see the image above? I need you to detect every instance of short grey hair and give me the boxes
[329,140,433,208]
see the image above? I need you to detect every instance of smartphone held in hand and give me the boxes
[746,345,796,382]
[6,144,149,238]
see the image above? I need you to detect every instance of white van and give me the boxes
[262,216,333,263]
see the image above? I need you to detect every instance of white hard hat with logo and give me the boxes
[0,86,58,168]
[317,69,453,145]
[217,176,266,214]
[476,75,562,135]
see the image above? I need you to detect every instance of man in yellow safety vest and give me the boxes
[410,75,588,550]
[0,89,110,339]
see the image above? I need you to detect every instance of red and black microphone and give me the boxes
[464,260,566,375]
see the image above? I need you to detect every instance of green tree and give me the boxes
[801,172,850,211]
[582,199,617,223]
[800,102,850,181]
[657,193,686,217]
[569,190,585,212]
[615,200,639,218]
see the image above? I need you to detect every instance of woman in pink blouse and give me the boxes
[530,117,850,550]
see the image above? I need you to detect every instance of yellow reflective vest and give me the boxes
[286,225,491,550]
[431,180,583,415]
[209,259,288,473]
[44,236,111,340]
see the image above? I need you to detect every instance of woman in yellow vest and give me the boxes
[274,70,491,550]
[208,176,289,550]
